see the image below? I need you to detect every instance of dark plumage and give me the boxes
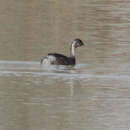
[41,38,84,65]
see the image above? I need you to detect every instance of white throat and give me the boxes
[71,44,75,57]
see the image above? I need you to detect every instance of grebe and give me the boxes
[40,38,84,65]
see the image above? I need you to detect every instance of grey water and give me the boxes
[0,0,130,130]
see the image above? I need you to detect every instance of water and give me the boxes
[0,61,130,130]
[0,0,130,130]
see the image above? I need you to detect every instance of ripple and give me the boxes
[0,60,130,80]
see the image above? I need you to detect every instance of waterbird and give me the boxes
[40,38,85,65]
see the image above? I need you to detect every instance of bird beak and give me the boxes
[82,42,85,46]
[83,42,87,46]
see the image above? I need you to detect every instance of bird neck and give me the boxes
[70,44,75,57]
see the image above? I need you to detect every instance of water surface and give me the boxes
[0,0,130,130]
[0,61,130,130]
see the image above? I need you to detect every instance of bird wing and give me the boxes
[48,53,70,65]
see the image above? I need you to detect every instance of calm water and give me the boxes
[0,0,130,130]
